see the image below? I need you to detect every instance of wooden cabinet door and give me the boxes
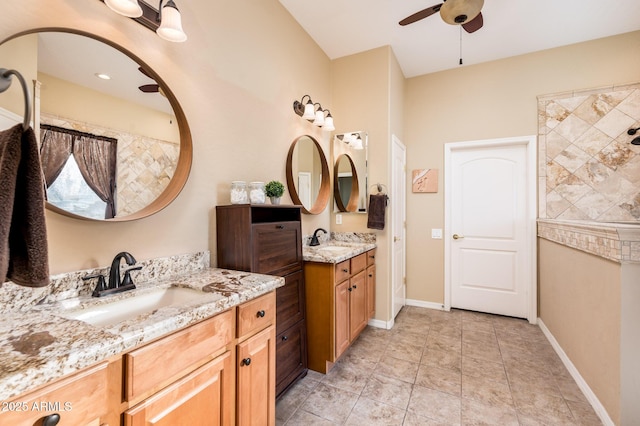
[349,271,367,340]
[237,326,276,426]
[276,270,305,334]
[252,222,302,275]
[124,351,233,426]
[334,280,350,359]
[276,320,307,397]
[366,264,376,320]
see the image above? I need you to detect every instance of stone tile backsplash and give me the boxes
[538,83,640,221]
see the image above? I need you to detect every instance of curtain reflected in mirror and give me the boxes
[333,131,368,213]
[286,135,330,215]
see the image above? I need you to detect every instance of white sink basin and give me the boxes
[316,246,351,253]
[60,287,205,327]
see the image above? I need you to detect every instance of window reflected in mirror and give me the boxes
[333,132,368,213]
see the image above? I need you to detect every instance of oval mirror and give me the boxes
[334,154,359,212]
[333,131,368,213]
[0,30,192,221]
[286,135,330,215]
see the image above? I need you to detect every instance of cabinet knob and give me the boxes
[42,413,61,426]
[348,287,352,292]
[256,310,266,318]
[342,269,349,273]
[241,358,252,366]
[369,274,373,277]
[352,285,357,289]
[282,335,288,341]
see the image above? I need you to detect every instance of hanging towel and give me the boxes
[367,193,388,230]
[0,124,49,287]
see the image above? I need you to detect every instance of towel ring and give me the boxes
[0,68,32,131]
[370,183,388,194]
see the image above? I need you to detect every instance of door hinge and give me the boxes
[403,277,407,284]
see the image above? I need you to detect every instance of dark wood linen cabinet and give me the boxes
[215,205,307,398]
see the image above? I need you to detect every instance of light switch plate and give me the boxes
[431,228,442,239]
[336,214,342,225]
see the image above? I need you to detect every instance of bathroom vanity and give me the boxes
[0,265,281,426]
[303,243,376,374]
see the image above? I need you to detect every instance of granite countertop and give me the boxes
[0,268,284,402]
[303,241,376,263]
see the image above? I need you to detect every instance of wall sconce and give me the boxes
[293,95,335,131]
[338,133,364,150]
[101,0,187,42]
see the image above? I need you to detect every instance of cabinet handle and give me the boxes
[276,225,285,229]
[42,413,61,426]
[342,269,349,273]
[256,310,266,318]
[282,335,288,341]
[241,358,252,366]
[352,285,357,289]
[348,287,352,292]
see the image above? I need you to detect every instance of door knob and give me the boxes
[452,234,464,240]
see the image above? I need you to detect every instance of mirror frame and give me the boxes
[333,154,359,212]
[286,135,330,215]
[2,28,193,222]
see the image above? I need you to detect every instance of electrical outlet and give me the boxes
[431,228,442,239]
[336,214,342,225]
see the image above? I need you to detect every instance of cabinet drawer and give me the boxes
[351,253,367,274]
[276,271,305,334]
[276,321,307,397]
[252,222,302,275]
[125,310,233,401]
[0,362,108,426]
[335,259,351,283]
[366,249,376,266]
[238,291,276,339]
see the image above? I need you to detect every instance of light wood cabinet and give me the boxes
[305,249,376,373]
[366,249,376,320]
[0,362,108,426]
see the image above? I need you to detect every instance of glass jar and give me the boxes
[230,181,249,204]
[249,181,266,204]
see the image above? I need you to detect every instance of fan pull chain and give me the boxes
[459,26,463,65]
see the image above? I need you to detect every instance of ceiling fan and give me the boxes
[137,66,165,96]
[399,0,484,33]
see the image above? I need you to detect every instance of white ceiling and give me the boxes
[278,0,640,78]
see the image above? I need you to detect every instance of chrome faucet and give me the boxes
[109,251,138,289]
[309,228,328,246]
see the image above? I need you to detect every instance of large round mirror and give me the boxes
[286,135,330,215]
[334,154,359,212]
[0,30,192,221]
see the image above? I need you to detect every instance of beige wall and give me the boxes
[1,0,332,273]
[404,31,640,304]
[538,238,621,424]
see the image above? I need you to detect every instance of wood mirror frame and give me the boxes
[333,154,359,212]
[286,135,330,215]
[1,28,192,222]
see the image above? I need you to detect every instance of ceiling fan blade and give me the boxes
[138,66,154,80]
[138,84,159,93]
[462,12,483,33]
[399,4,442,26]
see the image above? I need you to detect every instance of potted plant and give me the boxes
[265,180,285,205]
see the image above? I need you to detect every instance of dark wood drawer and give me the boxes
[276,321,307,397]
[252,221,302,275]
[276,270,305,334]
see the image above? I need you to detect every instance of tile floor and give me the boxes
[276,306,603,425]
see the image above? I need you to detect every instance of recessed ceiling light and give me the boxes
[95,73,111,80]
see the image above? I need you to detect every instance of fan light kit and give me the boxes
[293,95,335,131]
[399,0,484,33]
[101,0,187,42]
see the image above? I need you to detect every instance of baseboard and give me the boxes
[537,318,614,426]
[368,318,393,330]
[406,298,446,311]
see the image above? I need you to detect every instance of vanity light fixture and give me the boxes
[293,95,335,131]
[100,0,187,42]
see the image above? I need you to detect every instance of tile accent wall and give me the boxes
[41,114,179,217]
[537,83,640,221]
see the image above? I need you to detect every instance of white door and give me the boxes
[444,136,536,321]
[297,172,311,208]
[391,135,406,319]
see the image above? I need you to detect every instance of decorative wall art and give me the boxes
[412,168,438,193]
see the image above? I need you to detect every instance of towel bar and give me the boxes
[0,68,32,131]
